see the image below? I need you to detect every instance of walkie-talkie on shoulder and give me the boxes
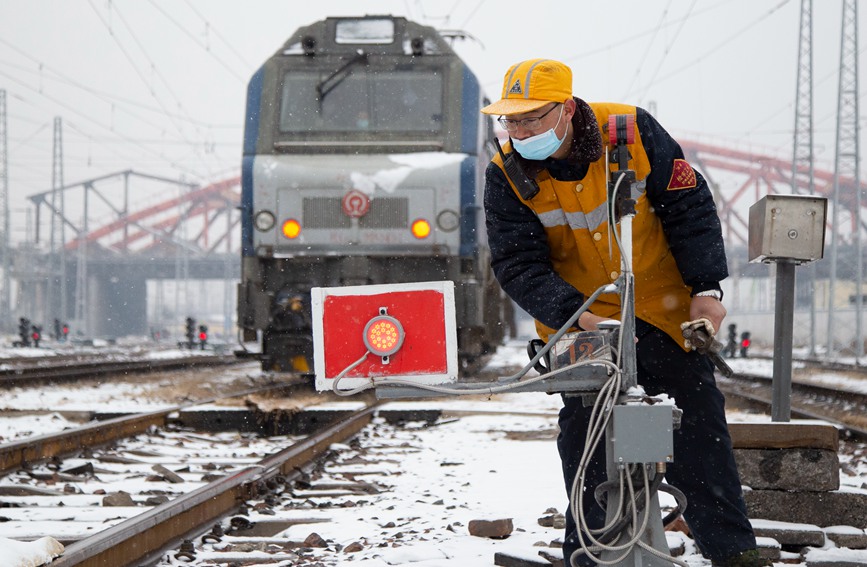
[494,138,539,200]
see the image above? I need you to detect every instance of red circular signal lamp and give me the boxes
[363,315,405,357]
[411,218,431,239]
[282,219,301,239]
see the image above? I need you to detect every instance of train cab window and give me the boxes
[335,19,395,44]
[279,70,443,135]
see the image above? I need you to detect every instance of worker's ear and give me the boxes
[563,98,577,121]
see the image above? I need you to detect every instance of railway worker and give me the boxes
[480,59,768,567]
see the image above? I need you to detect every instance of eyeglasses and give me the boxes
[497,104,561,133]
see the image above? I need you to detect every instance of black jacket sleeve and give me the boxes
[636,108,728,292]
[484,161,586,330]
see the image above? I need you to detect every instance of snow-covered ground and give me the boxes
[2,341,867,566]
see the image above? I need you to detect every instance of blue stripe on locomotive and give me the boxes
[241,67,265,258]
[459,64,480,258]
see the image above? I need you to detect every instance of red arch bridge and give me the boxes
[12,140,864,338]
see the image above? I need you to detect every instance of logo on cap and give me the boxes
[508,79,523,95]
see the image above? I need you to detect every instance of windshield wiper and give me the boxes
[315,50,368,108]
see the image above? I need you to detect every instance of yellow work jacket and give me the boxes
[491,102,693,350]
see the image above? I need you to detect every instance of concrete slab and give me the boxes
[823,526,867,550]
[746,490,867,528]
[751,519,825,547]
[734,447,839,491]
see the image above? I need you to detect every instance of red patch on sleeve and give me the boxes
[667,159,697,190]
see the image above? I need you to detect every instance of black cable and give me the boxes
[658,483,688,527]
[586,467,665,547]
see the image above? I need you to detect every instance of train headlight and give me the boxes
[411,218,431,239]
[282,219,302,239]
[254,210,276,232]
[436,210,459,232]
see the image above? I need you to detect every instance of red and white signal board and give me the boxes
[311,281,458,392]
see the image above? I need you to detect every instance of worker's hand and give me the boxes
[577,312,616,331]
[689,295,726,336]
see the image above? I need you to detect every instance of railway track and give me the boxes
[0,371,385,566]
[0,352,238,387]
[719,355,867,439]
[5,345,867,566]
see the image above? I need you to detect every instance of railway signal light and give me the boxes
[740,331,752,358]
[198,325,208,350]
[18,317,31,347]
[185,317,196,349]
[363,310,405,364]
[725,323,737,358]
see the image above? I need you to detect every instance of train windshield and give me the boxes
[279,70,443,134]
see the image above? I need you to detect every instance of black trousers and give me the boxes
[557,322,757,565]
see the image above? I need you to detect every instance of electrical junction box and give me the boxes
[612,404,674,464]
[311,281,458,392]
[748,194,827,264]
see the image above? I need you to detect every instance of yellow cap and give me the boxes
[481,59,573,116]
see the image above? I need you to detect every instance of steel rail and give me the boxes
[0,354,239,387]
[741,353,867,374]
[50,403,380,567]
[0,377,306,473]
[719,373,867,440]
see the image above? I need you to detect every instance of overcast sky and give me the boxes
[0,0,857,241]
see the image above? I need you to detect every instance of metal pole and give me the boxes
[791,0,817,356]
[0,90,9,330]
[772,261,796,422]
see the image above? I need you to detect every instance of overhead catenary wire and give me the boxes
[147,0,247,84]
[0,34,216,190]
[623,0,792,101]
[0,69,205,182]
[86,0,219,180]
[0,49,239,130]
[621,0,673,101]
[625,0,697,103]
[181,0,256,70]
[0,32,241,194]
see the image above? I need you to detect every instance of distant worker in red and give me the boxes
[481,59,768,567]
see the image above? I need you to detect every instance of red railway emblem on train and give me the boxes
[342,190,370,218]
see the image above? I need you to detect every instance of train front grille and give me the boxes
[302,197,409,229]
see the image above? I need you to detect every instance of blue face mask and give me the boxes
[511,105,566,161]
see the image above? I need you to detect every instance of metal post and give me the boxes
[620,215,637,390]
[772,261,796,422]
[0,90,9,330]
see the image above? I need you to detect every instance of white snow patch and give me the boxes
[3,536,64,567]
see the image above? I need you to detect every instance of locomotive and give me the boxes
[237,15,509,372]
